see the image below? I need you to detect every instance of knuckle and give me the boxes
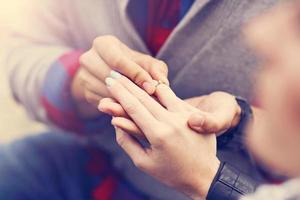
[153,125,174,146]
[162,125,176,135]
[85,94,94,104]
[93,35,118,46]
[132,70,147,85]
[141,56,167,72]
[139,55,155,68]
[211,91,224,96]
[145,55,156,65]
[92,37,102,46]
[110,56,124,69]
[84,91,99,104]
[103,35,119,42]
[85,83,96,92]
[79,52,90,67]
[78,71,87,83]
[168,123,182,136]
[157,60,168,73]
[143,55,153,61]
[153,135,165,147]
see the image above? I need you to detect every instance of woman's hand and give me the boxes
[99,71,220,199]
[99,91,242,136]
[71,35,169,117]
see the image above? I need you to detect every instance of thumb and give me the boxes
[188,112,232,134]
[132,52,170,86]
[149,61,169,86]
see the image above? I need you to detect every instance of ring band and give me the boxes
[155,80,165,88]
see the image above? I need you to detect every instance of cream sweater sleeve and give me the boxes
[0,0,74,123]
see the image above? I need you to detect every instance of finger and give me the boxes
[98,98,128,118]
[131,51,169,85]
[154,84,185,112]
[105,76,159,138]
[112,117,145,139]
[188,111,233,134]
[111,71,168,118]
[80,68,110,97]
[84,89,103,106]
[115,128,149,169]
[96,45,156,94]
[80,49,111,81]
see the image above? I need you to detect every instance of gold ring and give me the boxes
[155,80,165,88]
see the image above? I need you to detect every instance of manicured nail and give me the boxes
[110,70,122,79]
[98,100,105,112]
[105,77,115,87]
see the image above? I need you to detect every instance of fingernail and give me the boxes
[98,100,105,112]
[110,70,122,79]
[98,102,103,112]
[105,77,115,87]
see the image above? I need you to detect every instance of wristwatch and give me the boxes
[207,162,258,200]
[217,97,253,149]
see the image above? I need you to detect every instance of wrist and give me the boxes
[188,158,221,200]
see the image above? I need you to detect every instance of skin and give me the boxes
[99,72,220,199]
[71,22,251,200]
[99,91,242,139]
[71,35,169,118]
[71,35,242,134]
[96,5,300,199]
[244,2,300,177]
[76,1,300,198]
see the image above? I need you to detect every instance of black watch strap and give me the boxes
[207,162,258,200]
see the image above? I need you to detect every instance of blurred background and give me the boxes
[0,0,46,143]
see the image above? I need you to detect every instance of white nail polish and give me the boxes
[110,70,122,79]
[105,77,115,87]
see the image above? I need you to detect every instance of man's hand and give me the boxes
[99,72,219,199]
[186,92,242,135]
[71,35,169,117]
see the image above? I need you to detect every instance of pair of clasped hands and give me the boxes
[72,36,242,199]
